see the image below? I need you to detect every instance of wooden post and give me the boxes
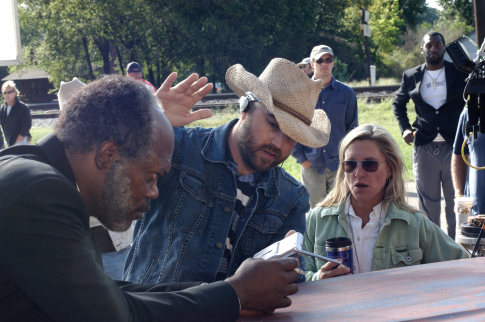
[361,8,372,84]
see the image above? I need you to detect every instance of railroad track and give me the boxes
[31,85,400,119]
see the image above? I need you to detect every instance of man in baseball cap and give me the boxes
[297,57,313,78]
[126,61,157,93]
[292,45,358,208]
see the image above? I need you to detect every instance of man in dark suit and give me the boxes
[393,31,468,239]
[0,75,299,321]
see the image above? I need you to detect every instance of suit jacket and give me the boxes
[0,97,32,147]
[0,134,239,321]
[392,60,468,146]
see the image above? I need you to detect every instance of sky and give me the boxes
[427,0,443,10]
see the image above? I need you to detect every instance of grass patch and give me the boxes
[31,127,54,143]
[30,98,417,182]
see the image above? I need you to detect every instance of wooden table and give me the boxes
[238,257,485,321]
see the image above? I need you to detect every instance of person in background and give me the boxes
[292,45,358,209]
[303,124,469,281]
[452,107,485,215]
[297,57,313,78]
[392,31,468,239]
[126,61,157,93]
[1,80,32,148]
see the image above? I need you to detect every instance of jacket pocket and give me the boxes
[246,212,283,234]
[167,172,212,234]
[391,248,423,268]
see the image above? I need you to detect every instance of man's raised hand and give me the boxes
[156,72,214,127]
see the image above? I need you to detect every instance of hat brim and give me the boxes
[226,64,273,112]
[273,108,330,148]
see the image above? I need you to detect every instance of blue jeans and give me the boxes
[102,246,131,280]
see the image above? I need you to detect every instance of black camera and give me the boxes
[446,40,485,136]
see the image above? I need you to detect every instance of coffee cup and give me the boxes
[326,237,353,274]
[455,197,474,239]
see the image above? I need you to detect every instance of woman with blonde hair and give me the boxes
[303,124,468,281]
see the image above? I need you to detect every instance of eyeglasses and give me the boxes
[2,90,15,95]
[299,65,309,69]
[341,160,386,173]
[315,58,334,64]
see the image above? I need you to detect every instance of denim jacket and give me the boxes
[124,119,309,284]
[303,201,469,281]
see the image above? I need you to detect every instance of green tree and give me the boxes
[438,0,474,26]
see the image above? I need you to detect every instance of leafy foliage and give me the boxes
[8,0,476,90]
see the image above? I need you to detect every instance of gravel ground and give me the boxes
[195,98,238,106]
[32,118,58,128]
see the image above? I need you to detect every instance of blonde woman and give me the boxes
[303,124,469,281]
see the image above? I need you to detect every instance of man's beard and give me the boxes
[237,119,285,172]
[90,159,148,232]
[426,51,444,66]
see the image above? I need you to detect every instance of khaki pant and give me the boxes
[301,165,337,209]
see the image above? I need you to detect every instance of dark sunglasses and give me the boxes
[341,160,386,173]
[315,58,334,64]
[2,90,15,95]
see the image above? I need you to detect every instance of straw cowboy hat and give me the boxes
[58,77,86,110]
[226,58,330,148]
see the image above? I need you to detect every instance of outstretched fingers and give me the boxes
[157,72,179,94]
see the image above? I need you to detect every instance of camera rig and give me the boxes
[446,39,485,258]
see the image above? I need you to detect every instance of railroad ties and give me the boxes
[31,85,400,119]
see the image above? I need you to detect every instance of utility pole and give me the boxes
[474,0,485,47]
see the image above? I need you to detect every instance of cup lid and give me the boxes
[326,237,352,248]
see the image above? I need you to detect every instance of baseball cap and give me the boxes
[127,62,142,73]
[310,45,334,61]
[297,58,311,66]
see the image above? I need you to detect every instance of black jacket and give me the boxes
[0,97,32,147]
[0,134,240,321]
[392,60,468,146]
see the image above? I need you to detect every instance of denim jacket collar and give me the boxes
[200,118,280,198]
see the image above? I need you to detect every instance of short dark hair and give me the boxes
[422,31,446,47]
[55,75,158,160]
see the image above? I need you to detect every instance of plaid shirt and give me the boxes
[292,76,358,173]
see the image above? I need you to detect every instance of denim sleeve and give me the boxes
[291,142,307,164]
[345,90,358,131]
[453,109,468,155]
[393,72,413,134]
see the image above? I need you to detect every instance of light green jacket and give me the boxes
[303,202,470,281]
